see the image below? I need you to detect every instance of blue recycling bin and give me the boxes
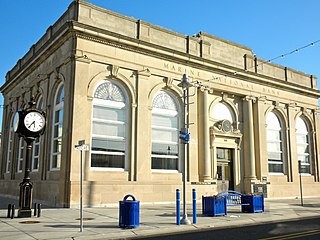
[119,194,140,228]
[202,196,227,216]
[241,194,264,213]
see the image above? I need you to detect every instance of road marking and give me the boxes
[259,229,320,240]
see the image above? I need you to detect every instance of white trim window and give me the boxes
[91,81,128,169]
[296,116,311,174]
[32,96,44,172]
[266,112,284,174]
[51,84,64,170]
[17,138,24,172]
[151,91,179,171]
[6,116,14,173]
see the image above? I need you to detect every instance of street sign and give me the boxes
[74,144,89,151]
[179,131,190,142]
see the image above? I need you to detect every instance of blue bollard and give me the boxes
[176,189,180,225]
[192,189,196,224]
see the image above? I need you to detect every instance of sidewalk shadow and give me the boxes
[45,224,119,229]
[291,203,320,208]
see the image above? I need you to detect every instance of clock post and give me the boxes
[18,137,35,218]
[14,99,46,218]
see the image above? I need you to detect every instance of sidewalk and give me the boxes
[1,196,320,240]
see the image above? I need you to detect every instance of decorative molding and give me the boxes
[273,100,280,108]
[138,68,151,77]
[164,77,173,88]
[111,65,120,77]
[258,96,267,102]
[221,92,228,102]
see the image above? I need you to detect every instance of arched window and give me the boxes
[211,102,234,122]
[151,91,180,171]
[32,96,44,171]
[6,115,14,173]
[266,112,284,173]
[296,116,311,174]
[51,83,64,170]
[91,81,128,169]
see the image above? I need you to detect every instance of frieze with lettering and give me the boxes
[163,62,200,77]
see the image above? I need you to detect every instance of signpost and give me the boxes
[74,140,89,232]
[298,160,304,206]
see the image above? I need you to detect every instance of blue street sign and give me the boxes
[179,131,190,142]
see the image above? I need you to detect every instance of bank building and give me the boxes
[0,0,319,207]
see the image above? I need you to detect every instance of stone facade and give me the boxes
[0,0,319,207]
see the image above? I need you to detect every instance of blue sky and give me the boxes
[0,0,319,127]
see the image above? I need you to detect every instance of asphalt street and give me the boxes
[134,216,320,240]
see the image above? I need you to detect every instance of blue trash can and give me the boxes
[119,194,140,228]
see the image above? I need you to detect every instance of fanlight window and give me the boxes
[266,112,284,173]
[151,91,179,171]
[296,117,311,174]
[211,102,234,123]
[94,81,125,102]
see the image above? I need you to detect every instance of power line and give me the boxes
[258,40,320,67]
[206,39,320,82]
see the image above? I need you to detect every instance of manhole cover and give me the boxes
[19,221,40,224]
[75,217,95,221]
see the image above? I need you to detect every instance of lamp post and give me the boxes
[178,74,192,225]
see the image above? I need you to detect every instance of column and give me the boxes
[243,96,257,184]
[200,89,212,180]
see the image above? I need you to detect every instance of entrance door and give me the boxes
[216,148,234,192]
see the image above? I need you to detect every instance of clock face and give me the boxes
[13,111,20,132]
[24,111,45,132]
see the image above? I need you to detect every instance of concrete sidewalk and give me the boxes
[0,197,320,240]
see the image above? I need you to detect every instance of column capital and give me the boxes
[243,95,257,103]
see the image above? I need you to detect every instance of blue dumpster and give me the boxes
[119,194,140,228]
[241,194,264,213]
[202,196,227,216]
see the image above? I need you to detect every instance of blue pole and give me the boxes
[176,189,180,225]
[192,189,196,224]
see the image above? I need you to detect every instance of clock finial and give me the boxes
[28,96,36,108]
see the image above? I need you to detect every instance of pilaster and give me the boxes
[198,88,212,181]
[242,96,257,193]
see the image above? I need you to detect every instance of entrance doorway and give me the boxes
[216,148,234,192]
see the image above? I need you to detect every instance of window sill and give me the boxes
[300,173,312,176]
[268,173,286,176]
[152,169,180,174]
[90,167,126,172]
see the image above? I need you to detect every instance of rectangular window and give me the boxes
[151,109,179,171]
[91,153,125,168]
[51,109,63,170]
[32,137,40,171]
[91,99,127,169]
[296,133,311,174]
[6,129,13,173]
[151,156,178,170]
[267,134,284,173]
[17,138,24,172]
